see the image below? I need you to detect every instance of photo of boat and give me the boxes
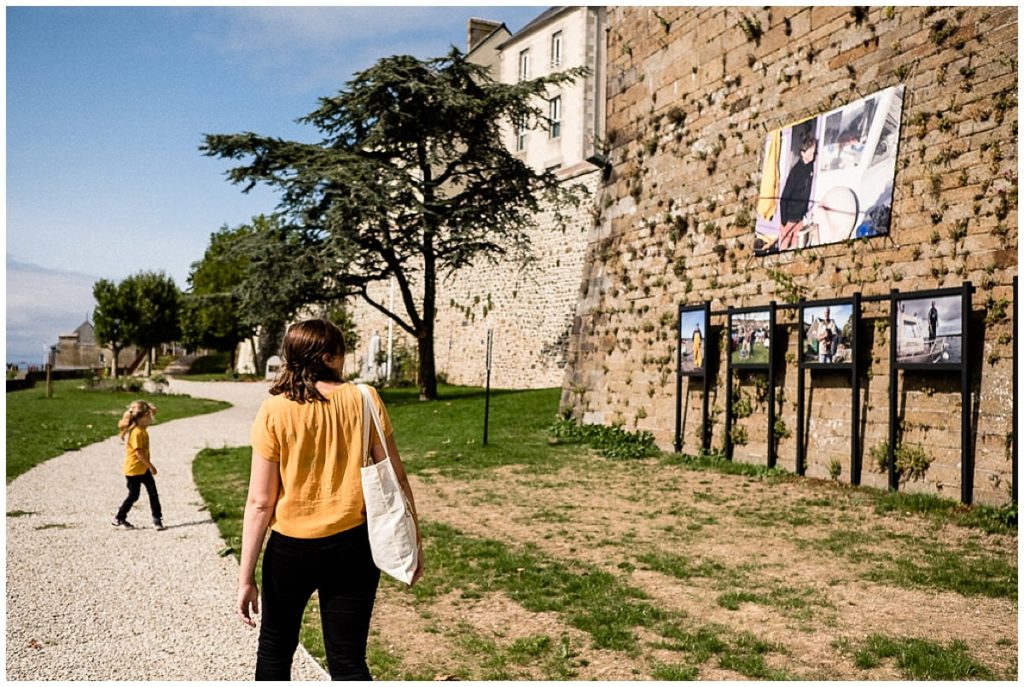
[895,294,962,366]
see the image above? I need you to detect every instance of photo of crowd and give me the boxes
[730,311,771,366]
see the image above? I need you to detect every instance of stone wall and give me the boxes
[562,6,1017,504]
[348,167,601,389]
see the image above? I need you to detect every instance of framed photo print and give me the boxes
[801,302,854,366]
[730,309,771,367]
[894,293,964,368]
[678,304,709,376]
[754,85,905,255]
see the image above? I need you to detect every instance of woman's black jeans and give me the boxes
[256,524,380,681]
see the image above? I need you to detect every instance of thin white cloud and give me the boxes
[6,257,101,363]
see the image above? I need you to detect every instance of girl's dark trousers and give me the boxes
[256,523,380,681]
[115,470,162,521]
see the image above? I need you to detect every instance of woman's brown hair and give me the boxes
[269,319,347,403]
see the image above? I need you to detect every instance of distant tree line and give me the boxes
[93,213,351,378]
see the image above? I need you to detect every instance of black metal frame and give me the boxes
[725,304,776,464]
[1014,276,1018,504]
[675,302,711,454]
[888,283,973,501]
[796,295,861,482]
[892,286,968,372]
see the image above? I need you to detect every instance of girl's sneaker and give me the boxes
[153,518,166,531]
[111,517,134,529]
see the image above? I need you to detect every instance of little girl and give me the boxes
[111,400,164,530]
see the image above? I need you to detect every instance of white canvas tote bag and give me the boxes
[357,384,418,585]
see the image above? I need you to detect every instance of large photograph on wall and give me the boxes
[802,303,853,365]
[895,294,963,366]
[730,310,771,366]
[679,306,707,376]
[754,85,905,254]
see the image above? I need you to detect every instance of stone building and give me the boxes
[561,6,1017,505]
[347,6,607,389]
[52,319,138,372]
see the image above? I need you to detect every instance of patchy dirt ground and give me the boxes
[366,453,1017,680]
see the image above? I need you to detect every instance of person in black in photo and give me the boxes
[928,301,938,345]
[778,131,817,250]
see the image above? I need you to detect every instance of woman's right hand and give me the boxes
[237,581,260,628]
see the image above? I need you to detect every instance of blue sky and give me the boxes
[5,4,545,363]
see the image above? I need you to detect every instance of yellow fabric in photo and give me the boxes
[123,427,151,476]
[250,383,394,539]
[757,129,782,220]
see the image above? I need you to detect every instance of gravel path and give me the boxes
[5,379,328,680]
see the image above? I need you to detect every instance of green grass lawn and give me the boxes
[190,383,1014,680]
[6,378,230,483]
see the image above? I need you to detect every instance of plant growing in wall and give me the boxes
[736,15,763,44]
[828,458,843,481]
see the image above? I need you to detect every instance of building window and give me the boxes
[515,117,527,152]
[518,49,530,81]
[549,96,561,139]
[551,31,563,67]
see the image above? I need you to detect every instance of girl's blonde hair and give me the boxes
[118,400,156,440]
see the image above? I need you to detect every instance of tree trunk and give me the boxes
[249,336,259,376]
[110,346,121,379]
[417,328,437,400]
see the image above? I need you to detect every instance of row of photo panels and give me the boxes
[678,292,964,374]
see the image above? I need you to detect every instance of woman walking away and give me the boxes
[111,400,164,530]
[237,318,423,681]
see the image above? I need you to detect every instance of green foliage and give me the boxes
[873,491,1017,535]
[549,415,659,459]
[6,379,229,483]
[894,443,932,482]
[188,352,234,375]
[663,451,788,481]
[93,271,181,376]
[766,267,804,304]
[729,424,748,446]
[773,418,791,440]
[203,50,587,399]
[179,223,254,361]
[731,389,752,418]
[853,634,993,679]
[869,440,932,482]
[828,458,842,481]
[736,15,763,43]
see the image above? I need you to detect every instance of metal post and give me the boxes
[888,290,899,492]
[796,301,806,476]
[701,302,711,452]
[674,304,683,453]
[45,346,55,399]
[725,308,734,461]
[961,282,973,504]
[851,292,862,485]
[386,278,395,382]
[1014,276,1018,504]
[767,302,777,469]
[483,329,493,446]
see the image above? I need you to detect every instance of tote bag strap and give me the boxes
[357,384,391,468]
